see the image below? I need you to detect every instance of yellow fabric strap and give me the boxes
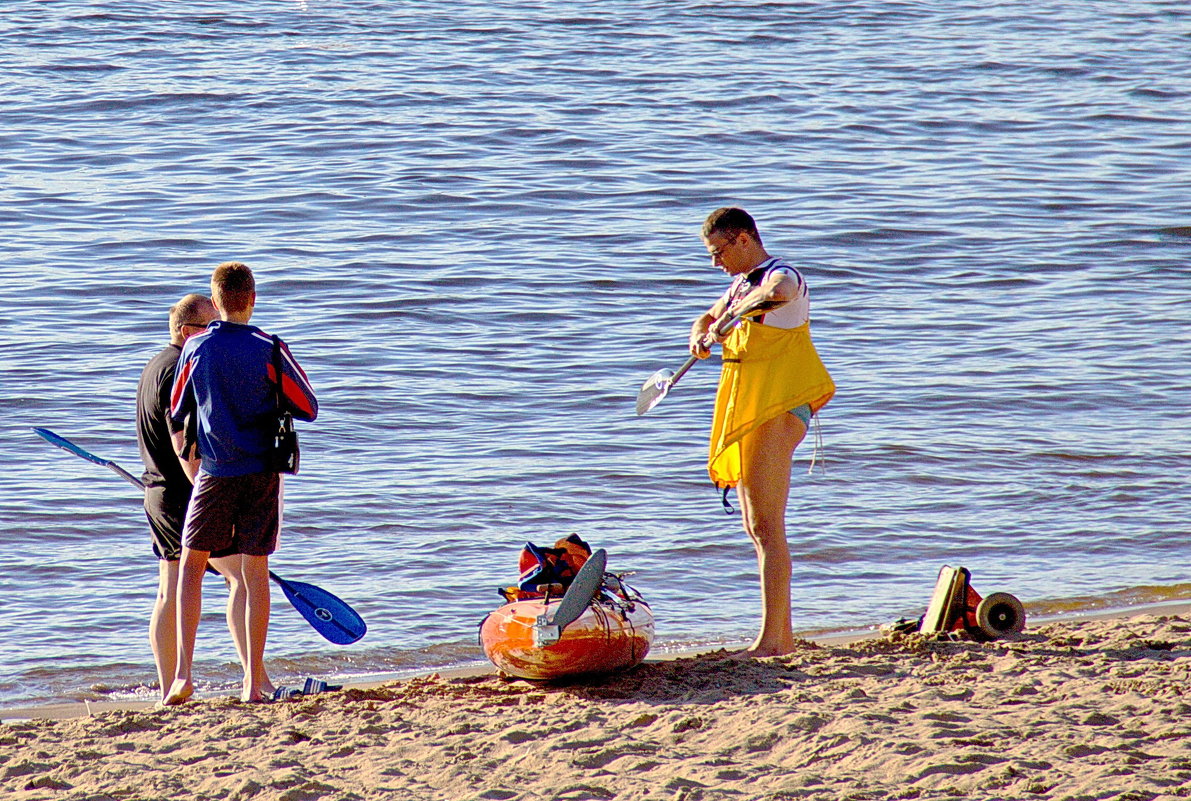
[708,320,835,488]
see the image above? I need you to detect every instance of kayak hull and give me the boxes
[480,590,654,680]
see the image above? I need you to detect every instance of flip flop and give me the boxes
[301,677,342,695]
[272,686,303,701]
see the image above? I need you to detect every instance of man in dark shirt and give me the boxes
[136,293,274,702]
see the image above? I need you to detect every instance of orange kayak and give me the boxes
[479,578,654,680]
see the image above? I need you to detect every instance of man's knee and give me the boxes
[240,556,271,593]
[155,560,179,601]
[241,554,269,573]
[209,556,243,586]
[745,517,788,550]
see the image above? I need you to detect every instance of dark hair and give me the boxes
[703,207,761,244]
[211,261,255,313]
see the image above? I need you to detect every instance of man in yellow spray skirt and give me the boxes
[689,208,835,656]
[708,318,835,488]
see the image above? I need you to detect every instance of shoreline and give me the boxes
[4,598,1187,723]
[2,605,1186,800]
[1,606,1187,801]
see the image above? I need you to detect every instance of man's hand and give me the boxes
[688,309,718,359]
[171,427,200,484]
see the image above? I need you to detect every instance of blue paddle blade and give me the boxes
[33,427,110,467]
[270,572,367,645]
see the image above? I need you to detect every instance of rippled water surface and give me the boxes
[1,0,1189,707]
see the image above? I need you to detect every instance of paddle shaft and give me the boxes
[114,469,227,579]
[106,461,147,490]
[662,312,745,392]
[95,456,284,581]
[30,423,357,633]
[667,354,699,388]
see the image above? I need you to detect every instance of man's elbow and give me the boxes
[292,397,318,423]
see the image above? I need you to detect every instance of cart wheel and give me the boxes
[975,593,1025,638]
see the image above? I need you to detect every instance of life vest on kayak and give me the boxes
[709,319,834,489]
[500,534,592,602]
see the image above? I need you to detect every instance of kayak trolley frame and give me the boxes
[915,565,1026,641]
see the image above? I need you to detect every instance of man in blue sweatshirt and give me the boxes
[137,293,277,703]
[163,262,318,705]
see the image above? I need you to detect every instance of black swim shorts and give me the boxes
[144,486,188,561]
[145,486,236,561]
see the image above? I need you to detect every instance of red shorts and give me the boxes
[181,471,282,557]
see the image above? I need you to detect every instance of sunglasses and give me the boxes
[708,234,740,259]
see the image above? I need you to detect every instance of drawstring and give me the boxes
[807,411,825,474]
[721,486,736,515]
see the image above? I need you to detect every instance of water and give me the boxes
[1,0,1188,708]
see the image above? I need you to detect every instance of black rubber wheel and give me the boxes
[975,592,1026,638]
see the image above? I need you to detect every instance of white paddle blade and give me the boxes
[635,369,674,416]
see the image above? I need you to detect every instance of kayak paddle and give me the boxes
[31,426,367,645]
[33,426,146,489]
[533,548,607,647]
[635,313,744,416]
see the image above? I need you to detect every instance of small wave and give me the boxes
[1029,583,1191,618]
[1157,225,1191,237]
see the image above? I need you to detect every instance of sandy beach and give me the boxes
[2,610,1188,801]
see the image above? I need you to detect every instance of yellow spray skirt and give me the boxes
[708,320,835,488]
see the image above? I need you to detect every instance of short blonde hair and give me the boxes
[211,261,255,314]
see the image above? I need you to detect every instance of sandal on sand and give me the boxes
[269,679,342,702]
[301,677,342,695]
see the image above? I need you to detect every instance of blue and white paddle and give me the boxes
[32,427,367,645]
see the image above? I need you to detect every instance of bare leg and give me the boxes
[239,554,272,703]
[209,556,276,699]
[149,559,180,700]
[162,546,210,705]
[207,557,247,674]
[737,412,807,657]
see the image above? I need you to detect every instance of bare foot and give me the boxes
[160,679,194,707]
[242,681,272,703]
[740,638,799,658]
[746,646,792,658]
